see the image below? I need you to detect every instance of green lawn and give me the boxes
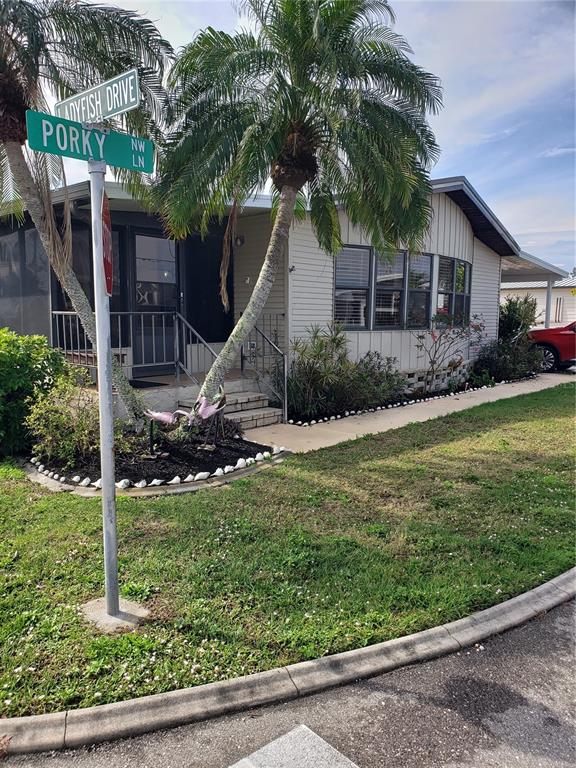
[1,384,574,717]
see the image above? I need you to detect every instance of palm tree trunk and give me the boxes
[3,140,143,423]
[199,184,298,402]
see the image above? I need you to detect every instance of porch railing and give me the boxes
[51,309,289,422]
[241,314,288,422]
[52,310,178,376]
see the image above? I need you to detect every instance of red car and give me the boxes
[528,322,576,371]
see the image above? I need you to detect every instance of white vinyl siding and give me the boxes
[234,212,287,348]
[470,238,501,340]
[500,287,576,327]
[422,193,474,262]
[288,217,335,340]
[287,192,478,371]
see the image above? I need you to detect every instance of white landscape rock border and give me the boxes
[287,377,534,427]
[2,567,574,754]
[27,446,288,497]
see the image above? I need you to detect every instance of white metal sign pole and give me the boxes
[88,158,119,617]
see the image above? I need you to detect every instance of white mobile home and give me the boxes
[0,176,566,425]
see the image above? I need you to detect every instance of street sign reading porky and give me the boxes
[26,110,154,173]
[54,69,141,122]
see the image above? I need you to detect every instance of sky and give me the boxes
[69,0,575,273]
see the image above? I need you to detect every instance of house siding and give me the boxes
[470,238,502,341]
[288,217,335,341]
[288,192,479,372]
[422,193,474,262]
[234,212,287,348]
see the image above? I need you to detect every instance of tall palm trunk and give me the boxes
[3,140,143,424]
[199,185,298,402]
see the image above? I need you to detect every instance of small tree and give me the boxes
[499,295,539,341]
[154,0,442,405]
[412,315,486,393]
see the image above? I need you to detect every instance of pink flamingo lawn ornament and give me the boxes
[144,388,228,452]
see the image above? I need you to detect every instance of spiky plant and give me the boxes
[154,0,442,401]
[0,0,173,421]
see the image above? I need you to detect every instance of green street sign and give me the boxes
[25,110,154,173]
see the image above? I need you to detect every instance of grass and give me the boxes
[0,384,574,718]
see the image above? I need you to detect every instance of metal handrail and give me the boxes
[241,316,288,422]
[52,310,288,420]
[173,311,218,385]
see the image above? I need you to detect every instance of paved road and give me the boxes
[9,601,575,768]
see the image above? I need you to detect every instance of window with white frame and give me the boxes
[406,253,432,328]
[374,251,404,328]
[334,246,371,328]
[436,256,471,325]
[334,247,433,330]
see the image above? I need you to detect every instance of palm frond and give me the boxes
[153,0,442,256]
[0,143,24,223]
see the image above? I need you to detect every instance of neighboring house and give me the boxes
[500,277,576,328]
[0,176,567,424]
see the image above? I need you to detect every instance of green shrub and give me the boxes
[0,328,66,455]
[26,368,131,468]
[499,295,539,341]
[285,324,406,420]
[353,352,407,410]
[474,337,543,382]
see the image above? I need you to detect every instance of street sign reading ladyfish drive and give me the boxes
[54,68,141,122]
[26,110,154,173]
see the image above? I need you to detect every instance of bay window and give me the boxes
[406,253,432,327]
[334,247,433,330]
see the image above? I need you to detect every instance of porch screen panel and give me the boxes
[135,236,177,310]
[134,235,177,368]
[334,247,371,328]
[0,229,50,337]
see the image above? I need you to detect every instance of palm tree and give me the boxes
[0,0,173,421]
[154,0,442,403]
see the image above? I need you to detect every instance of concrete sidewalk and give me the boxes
[247,373,574,453]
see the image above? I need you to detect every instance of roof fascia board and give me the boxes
[431,176,521,256]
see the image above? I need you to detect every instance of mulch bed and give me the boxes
[38,436,272,484]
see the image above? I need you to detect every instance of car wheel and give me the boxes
[537,344,558,372]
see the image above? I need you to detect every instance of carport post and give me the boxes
[544,279,553,328]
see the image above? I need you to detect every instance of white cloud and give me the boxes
[540,147,576,158]
[393,1,575,153]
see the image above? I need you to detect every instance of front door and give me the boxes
[179,232,234,343]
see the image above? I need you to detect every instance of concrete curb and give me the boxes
[2,567,574,754]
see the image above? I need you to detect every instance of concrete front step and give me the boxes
[179,391,268,414]
[178,391,283,429]
[228,406,283,430]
